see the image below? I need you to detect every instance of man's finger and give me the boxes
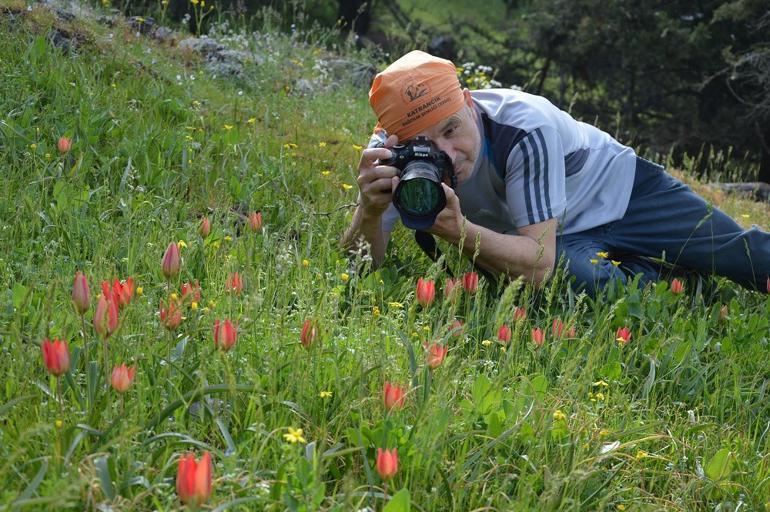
[360,147,393,167]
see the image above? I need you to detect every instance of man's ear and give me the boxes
[463,88,473,105]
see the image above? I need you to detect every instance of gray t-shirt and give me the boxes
[381,88,637,236]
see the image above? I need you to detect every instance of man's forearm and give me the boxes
[445,222,555,285]
[340,204,387,268]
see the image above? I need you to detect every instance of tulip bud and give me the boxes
[415,278,435,308]
[497,324,511,344]
[226,272,243,294]
[375,448,398,480]
[383,381,406,411]
[111,363,136,392]
[719,304,729,323]
[670,278,684,294]
[513,306,527,322]
[300,319,318,349]
[248,211,263,232]
[41,338,70,376]
[199,216,211,238]
[213,318,238,351]
[444,278,460,301]
[176,452,213,506]
[616,326,632,345]
[462,271,478,293]
[531,327,545,348]
[448,319,464,337]
[552,318,565,338]
[94,295,119,339]
[160,298,183,330]
[426,343,448,369]
[57,136,72,153]
[181,281,202,303]
[161,242,181,279]
[72,271,90,315]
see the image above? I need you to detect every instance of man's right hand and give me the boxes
[356,133,401,217]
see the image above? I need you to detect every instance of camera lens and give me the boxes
[396,160,444,216]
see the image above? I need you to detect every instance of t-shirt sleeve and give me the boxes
[504,125,566,228]
[364,130,400,233]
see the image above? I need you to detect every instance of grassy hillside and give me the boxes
[2,1,770,510]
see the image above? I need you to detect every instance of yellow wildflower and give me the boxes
[302,259,309,267]
[741,214,750,218]
[177,240,187,249]
[595,392,605,401]
[170,293,179,301]
[223,124,233,131]
[319,390,332,399]
[611,260,621,267]
[635,450,648,460]
[283,143,298,150]
[191,302,198,310]
[596,251,609,258]
[247,117,256,124]
[422,325,431,332]
[616,505,626,511]
[593,380,609,388]
[352,144,363,151]
[224,235,232,242]
[29,143,37,150]
[318,141,327,148]
[387,301,404,309]
[321,170,331,177]
[481,339,493,346]
[598,428,610,438]
[590,258,599,265]
[55,419,63,429]
[372,306,380,317]
[341,183,353,191]
[283,427,306,444]
[553,410,567,422]
[340,272,350,282]
[190,0,198,5]
[208,300,216,309]
[45,153,51,159]
[136,287,144,296]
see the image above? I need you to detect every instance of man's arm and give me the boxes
[340,204,389,268]
[430,184,556,286]
[339,133,400,267]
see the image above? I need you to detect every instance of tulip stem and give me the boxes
[80,315,88,363]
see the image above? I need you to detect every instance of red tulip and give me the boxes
[111,363,136,393]
[226,272,243,294]
[176,452,213,506]
[162,242,181,279]
[444,278,460,301]
[41,338,70,376]
[199,216,211,238]
[94,295,119,339]
[383,381,406,411]
[415,278,435,308]
[448,319,464,337]
[426,343,448,369]
[375,448,398,480]
[552,318,566,338]
[104,277,134,308]
[213,319,237,351]
[513,306,527,322]
[616,327,632,345]
[497,324,511,344]
[181,281,201,303]
[531,327,545,348]
[300,319,318,349]
[767,276,770,294]
[248,211,263,232]
[670,278,684,294]
[160,298,183,330]
[72,271,90,315]
[462,271,478,293]
[57,136,72,153]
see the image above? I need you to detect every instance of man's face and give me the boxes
[410,90,481,186]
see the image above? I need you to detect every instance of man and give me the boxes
[341,50,770,295]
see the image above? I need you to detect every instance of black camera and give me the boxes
[377,136,456,230]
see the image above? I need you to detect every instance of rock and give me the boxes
[151,25,174,42]
[428,35,456,60]
[128,15,156,35]
[178,36,253,77]
[318,58,376,89]
[709,182,770,202]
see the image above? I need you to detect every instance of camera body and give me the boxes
[378,136,456,230]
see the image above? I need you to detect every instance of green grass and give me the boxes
[2,2,770,510]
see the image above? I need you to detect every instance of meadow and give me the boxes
[3,1,770,510]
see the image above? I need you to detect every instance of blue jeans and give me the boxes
[556,157,770,295]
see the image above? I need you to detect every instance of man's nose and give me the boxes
[435,139,456,162]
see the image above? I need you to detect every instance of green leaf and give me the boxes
[705,448,732,481]
[11,282,28,310]
[383,488,410,512]
[599,361,622,380]
[94,455,115,501]
[530,374,548,402]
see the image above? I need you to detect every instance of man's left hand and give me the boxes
[428,183,465,242]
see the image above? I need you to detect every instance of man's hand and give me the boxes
[356,133,401,217]
[428,183,464,242]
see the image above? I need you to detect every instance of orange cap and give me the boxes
[369,50,465,142]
